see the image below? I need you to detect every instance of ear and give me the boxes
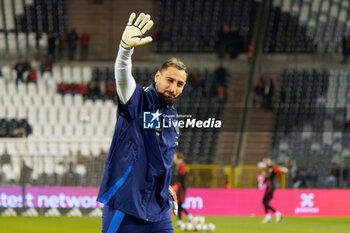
[154,70,161,83]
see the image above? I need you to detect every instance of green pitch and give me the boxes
[0,216,349,233]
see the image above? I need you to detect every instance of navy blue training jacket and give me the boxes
[97,83,179,222]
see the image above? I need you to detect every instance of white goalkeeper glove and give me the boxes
[168,186,178,216]
[280,167,289,173]
[120,12,154,49]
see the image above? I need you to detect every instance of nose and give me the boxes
[169,83,176,95]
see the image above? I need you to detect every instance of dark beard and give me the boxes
[158,92,175,107]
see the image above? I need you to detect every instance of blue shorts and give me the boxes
[102,205,174,233]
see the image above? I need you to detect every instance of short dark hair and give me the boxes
[160,58,187,75]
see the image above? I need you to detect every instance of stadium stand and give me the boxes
[268,69,350,188]
[0,0,67,54]
[265,0,350,53]
[152,0,257,53]
[0,64,114,186]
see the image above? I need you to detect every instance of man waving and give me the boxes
[97,12,188,233]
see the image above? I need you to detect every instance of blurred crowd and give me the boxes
[47,28,90,62]
[278,157,348,189]
[152,23,246,59]
[13,57,39,85]
[253,75,275,110]
[12,29,91,86]
[188,65,228,104]
[323,163,349,189]
[57,79,116,101]
[216,24,245,59]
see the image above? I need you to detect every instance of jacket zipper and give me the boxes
[164,108,172,155]
[145,109,173,221]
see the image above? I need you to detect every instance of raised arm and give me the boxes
[272,165,288,174]
[115,12,154,105]
[115,46,135,105]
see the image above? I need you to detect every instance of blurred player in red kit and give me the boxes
[172,151,192,226]
[261,158,288,223]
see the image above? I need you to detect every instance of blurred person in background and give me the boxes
[97,12,187,233]
[62,162,80,186]
[75,82,89,95]
[80,32,90,60]
[58,34,67,60]
[306,168,319,188]
[87,80,99,98]
[292,168,307,188]
[286,159,298,188]
[35,32,42,50]
[215,64,227,87]
[0,168,3,184]
[253,77,265,107]
[261,158,288,224]
[172,151,192,226]
[19,161,33,185]
[211,64,228,104]
[330,164,340,187]
[189,69,201,97]
[341,35,350,64]
[14,58,26,85]
[76,150,87,165]
[47,32,56,62]
[23,58,31,71]
[339,162,348,188]
[40,57,52,74]
[67,28,79,60]
[263,78,274,110]
[216,24,230,59]
[228,26,244,59]
[151,26,161,41]
[57,81,68,94]
[324,172,337,189]
[107,82,117,98]
[98,148,107,169]
[99,79,107,99]
[27,68,37,83]
[0,148,12,168]
[217,85,225,104]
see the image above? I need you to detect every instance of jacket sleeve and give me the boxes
[115,45,136,105]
